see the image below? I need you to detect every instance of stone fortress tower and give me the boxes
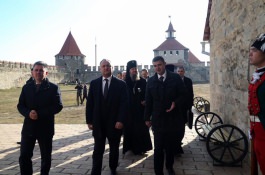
[52,21,209,84]
[0,19,209,89]
[153,21,203,68]
[55,31,86,83]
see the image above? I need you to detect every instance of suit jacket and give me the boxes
[183,76,194,110]
[86,76,129,138]
[17,78,63,137]
[144,70,187,132]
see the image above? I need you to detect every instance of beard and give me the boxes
[130,73,140,81]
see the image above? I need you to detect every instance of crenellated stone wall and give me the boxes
[0,60,209,89]
[0,61,66,89]
[209,0,265,167]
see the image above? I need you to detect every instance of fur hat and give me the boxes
[251,33,265,53]
[127,60,137,70]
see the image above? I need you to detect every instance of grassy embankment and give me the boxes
[0,84,210,124]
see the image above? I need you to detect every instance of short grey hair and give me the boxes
[33,61,48,69]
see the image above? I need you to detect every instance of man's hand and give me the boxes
[87,124,93,130]
[141,101,146,106]
[166,102,175,112]
[115,122,123,129]
[145,121,152,128]
[29,110,38,120]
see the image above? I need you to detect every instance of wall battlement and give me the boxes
[0,60,209,89]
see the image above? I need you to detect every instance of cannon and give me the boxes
[194,112,248,166]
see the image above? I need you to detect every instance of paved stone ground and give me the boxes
[0,121,251,175]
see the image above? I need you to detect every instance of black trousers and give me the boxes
[91,132,122,175]
[19,134,53,175]
[153,130,177,175]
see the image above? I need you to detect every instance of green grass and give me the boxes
[0,84,210,124]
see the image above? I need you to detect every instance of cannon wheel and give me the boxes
[193,97,205,112]
[193,97,210,112]
[194,112,223,139]
[206,124,248,165]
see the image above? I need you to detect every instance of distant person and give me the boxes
[86,59,129,175]
[123,60,152,155]
[176,66,194,155]
[248,33,265,174]
[75,82,83,106]
[17,61,63,175]
[141,68,149,82]
[116,72,122,79]
[144,56,187,175]
[26,67,34,83]
[122,70,126,80]
[81,83,88,105]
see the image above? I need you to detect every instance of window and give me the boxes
[164,51,166,55]
[176,51,179,55]
[170,51,172,55]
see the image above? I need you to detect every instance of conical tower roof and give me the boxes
[55,32,85,57]
[166,22,176,32]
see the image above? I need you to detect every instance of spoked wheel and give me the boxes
[206,124,248,165]
[194,112,223,139]
[193,97,205,112]
[193,97,210,113]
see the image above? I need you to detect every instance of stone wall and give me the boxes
[0,60,209,89]
[0,61,66,89]
[209,0,265,129]
[209,1,265,167]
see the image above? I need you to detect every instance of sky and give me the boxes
[0,0,210,67]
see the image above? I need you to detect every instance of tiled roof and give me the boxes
[166,22,176,32]
[153,38,187,51]
[55,32,85,57]
[188,51,203,63]
[203,0,212,41]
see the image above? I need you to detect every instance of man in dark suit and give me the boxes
[145,56,187,175]
[141,68,149,82]
[17,61,63,175]
[176,66,194,154]
[86,59,128,175]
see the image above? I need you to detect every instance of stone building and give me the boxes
[55,31,86,82]
[153,21,209,82]
[0,21,210,89]
[154,21,204,68]
[204,0,265,168]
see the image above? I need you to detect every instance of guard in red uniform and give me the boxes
[248,33,265,174]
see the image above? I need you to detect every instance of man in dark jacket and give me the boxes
[17,61,63,175]
[86,59,128,175]
[176,66,194,155]
[75,82,83,106]
[145,56,187,175]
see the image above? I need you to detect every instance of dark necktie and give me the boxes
[159,76,164,82]
[104,79,108,99]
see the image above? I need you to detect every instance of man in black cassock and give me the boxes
[123,60,152,155]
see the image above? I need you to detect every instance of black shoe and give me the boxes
[167,168,176,175]
[110,170,117,175]
[17,142,21,144]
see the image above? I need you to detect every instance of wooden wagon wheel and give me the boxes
[194,112,223,139]
[193,97,210,112]
[193,97,205,112]
[206,124,248,165]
